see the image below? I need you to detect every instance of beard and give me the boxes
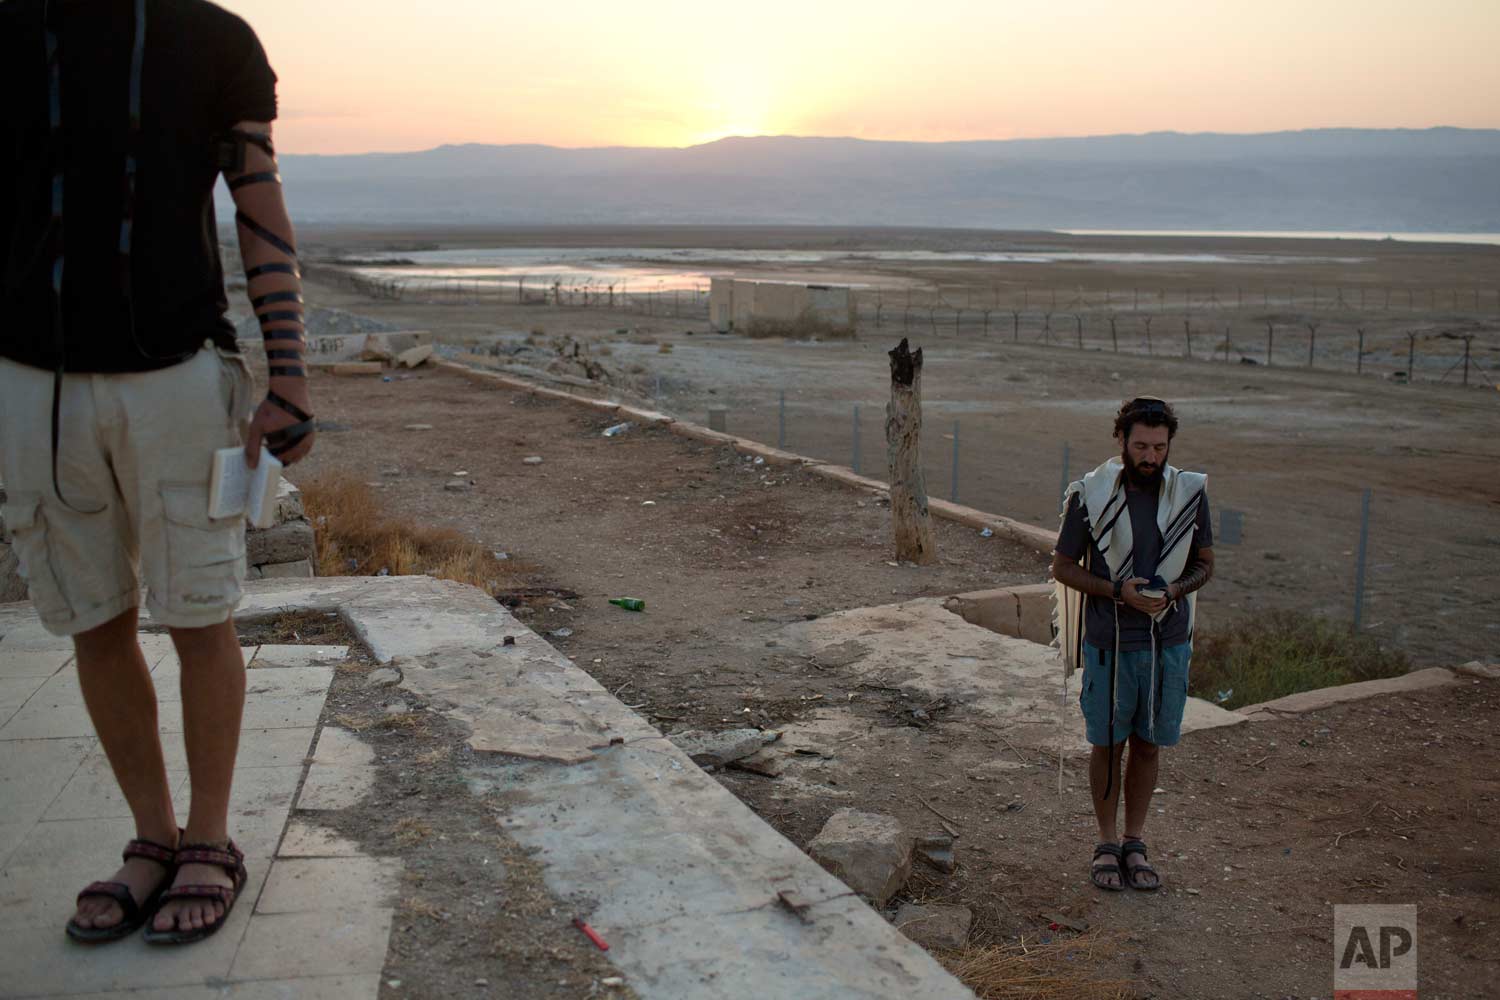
[1122,447,1167,489]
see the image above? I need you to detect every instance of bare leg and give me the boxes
[70,609,178,929]
[1088,741,1127,889]
[152,620,245,934]
[1122,734,1162,888]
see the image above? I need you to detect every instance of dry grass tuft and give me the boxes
[401,896,446,921]
[415,746,453,767]
[393,817,433,847]
[301,472,526,597]
[940,933,1133,1000]
[1191,609,1410,709]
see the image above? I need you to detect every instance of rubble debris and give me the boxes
[728,749,785,777]
[396,344,434,368]
[366,668,402,687]
[915,834,956,873]
[807,809,913,907]
[669,728,775,768]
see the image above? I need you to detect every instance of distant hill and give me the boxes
[233,128,1500,232]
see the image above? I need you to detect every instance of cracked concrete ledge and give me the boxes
[223,576,976,999]
[1236,666,1460,720]
[437,359,1057,554]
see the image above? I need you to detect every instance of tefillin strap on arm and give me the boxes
[221,132,315,454]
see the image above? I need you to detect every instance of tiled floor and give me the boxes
[0,621,394,1000]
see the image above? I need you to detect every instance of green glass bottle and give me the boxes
[609,598,646,612]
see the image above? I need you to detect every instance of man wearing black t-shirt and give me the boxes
[1052,398,1214,893]
[1,0,314,945]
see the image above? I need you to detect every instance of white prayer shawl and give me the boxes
[1053,458,1207,742]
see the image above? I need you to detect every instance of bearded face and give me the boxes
[1120,422,1170,489]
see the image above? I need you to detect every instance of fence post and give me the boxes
[852,405,861,474]
[1110,316,1118,352]
[1144,317,1153,355]
[1353,489,1372,631]
[1307,323,1318,367]
[1407,332,1416,381]
[1075,314,1084,350]
[778,390,786,449]
[1357,329,1365,374]
[1058,442,1071,509]
[950,419,960,503]
[1183,320,1192,359]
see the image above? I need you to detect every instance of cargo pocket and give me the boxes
[0,492,72,619]
[159,483,245,616]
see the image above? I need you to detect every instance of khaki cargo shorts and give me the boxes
[0,346,255,636]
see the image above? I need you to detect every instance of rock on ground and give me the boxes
[806,809,913,908]
[894,903,972,951]
[668,728,773,768]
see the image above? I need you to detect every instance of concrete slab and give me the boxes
[0,645,72,679]
[306,727,368,768]
[1238,667,1459,721]
[777,598,1082,754]
[239,692,330,731]
[0,674,48,727]
[65,976,381,999]
[479,744,855,926]
[602,892,972,1000]
[245,666,337,700]
[43,755,190,822]
[256,857,402,915]
[229,909,396,981]
[251,645,350,669]
[296,764,375,811]
[277,819,366,859]
[0,598,394,1000]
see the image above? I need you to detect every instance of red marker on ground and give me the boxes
[573,917,609,952]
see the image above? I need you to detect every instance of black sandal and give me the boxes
[1090,842,1125,891]
[1120,837,1162,891]
[65,835,178,944]
[142,839,248,945]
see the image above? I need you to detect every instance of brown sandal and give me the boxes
[142,839,247,945]
[65,835,178,944]
[1090,842,1125,891]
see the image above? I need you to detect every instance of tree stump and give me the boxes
[886,338,938,565]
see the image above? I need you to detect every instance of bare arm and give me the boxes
[227,120,316,466]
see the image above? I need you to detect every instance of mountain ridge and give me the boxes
[244,128,1500,231]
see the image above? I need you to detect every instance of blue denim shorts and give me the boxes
[1079,641,1192,747]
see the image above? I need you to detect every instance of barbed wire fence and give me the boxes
[313,264,1500,387]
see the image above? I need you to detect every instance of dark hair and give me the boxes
[1114,397,1179,441]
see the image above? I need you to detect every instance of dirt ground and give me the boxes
[286,234,1500,669]
[290,366,1498,999]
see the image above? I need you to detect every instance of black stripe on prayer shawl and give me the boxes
[1161,490,1203,544]
[1162,492,1205,554]
[1095,490,1124,526]
[1095,497,1129,543]
[1160,511,1202,566]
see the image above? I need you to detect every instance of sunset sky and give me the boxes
[220,0,1500,155]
